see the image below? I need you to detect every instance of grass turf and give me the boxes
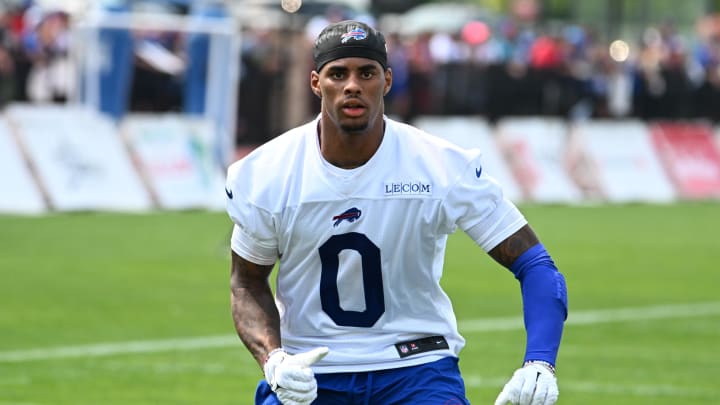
[1,203,718,404]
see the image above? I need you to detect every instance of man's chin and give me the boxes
[340,122,369,133]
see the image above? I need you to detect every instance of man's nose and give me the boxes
[344,74,362,94]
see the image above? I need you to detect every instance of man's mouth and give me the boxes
[342,102,366,117]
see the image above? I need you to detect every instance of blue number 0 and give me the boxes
[318,232,384,327]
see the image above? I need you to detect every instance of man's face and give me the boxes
[311,57,392,134]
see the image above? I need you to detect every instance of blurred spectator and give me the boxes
[0,7,15,107]
[125,0,186,112]
[693,58,720,122]
[633,25,692,120]
[593,56,634,118]
[129,27,185,112]
[18,7,74,103]
[430,31,473,115]
[236,26,287,145]
[384,30,410,120]
[692,14,720,122]
[405,31,435,119]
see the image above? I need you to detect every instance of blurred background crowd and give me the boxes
[0,0,719,146]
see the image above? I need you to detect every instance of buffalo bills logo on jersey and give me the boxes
[341,28,367,43]
[332,207,362,227]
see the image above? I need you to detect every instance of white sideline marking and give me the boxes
[1,301,719,363]
[460,301,720,332]
[0,336,237,363]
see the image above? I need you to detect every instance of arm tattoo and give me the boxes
[229,251,281,368]
[488,224,540,268]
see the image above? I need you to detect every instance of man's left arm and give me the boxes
[489,224,568,405]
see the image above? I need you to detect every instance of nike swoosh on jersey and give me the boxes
[475,167,482,178]
[225,187,233,199]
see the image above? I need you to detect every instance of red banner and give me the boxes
[651,122,720,199]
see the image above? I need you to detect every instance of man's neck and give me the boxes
[317,119,385,169]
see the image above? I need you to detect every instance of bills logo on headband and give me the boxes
[341,28,367,43]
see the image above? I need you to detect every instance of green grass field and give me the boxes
[1,203,719,404]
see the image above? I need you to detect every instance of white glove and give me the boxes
[263,347,329,405]
[494,362,559,405]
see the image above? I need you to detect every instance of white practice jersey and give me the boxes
[226,116,527,373]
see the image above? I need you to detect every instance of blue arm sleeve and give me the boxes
[509,243,568,366]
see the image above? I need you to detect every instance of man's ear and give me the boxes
[383,67,393,96]
[310,71,321,98]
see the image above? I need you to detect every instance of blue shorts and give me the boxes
[255,356,470,405]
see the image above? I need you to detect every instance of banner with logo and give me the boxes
[122,114,226,210]
[650,122,720,200]
[495,117,582,203]
[0,118,46,214]
[572,120,675,203]
[6,104,153,212]
[413,116,523,202]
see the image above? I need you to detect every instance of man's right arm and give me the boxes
[229,250,281,368]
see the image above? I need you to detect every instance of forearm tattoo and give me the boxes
[230,252,281,367]
[488,224,540,268]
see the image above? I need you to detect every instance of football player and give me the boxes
[226,20,568,405]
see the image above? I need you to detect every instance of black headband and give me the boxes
[313,20,387,72]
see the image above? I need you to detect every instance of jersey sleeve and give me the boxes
[225,164,279,266]
[444,154,527,252]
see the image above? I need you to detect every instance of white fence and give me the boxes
[0,105,225,214]
[1,107,719,215]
